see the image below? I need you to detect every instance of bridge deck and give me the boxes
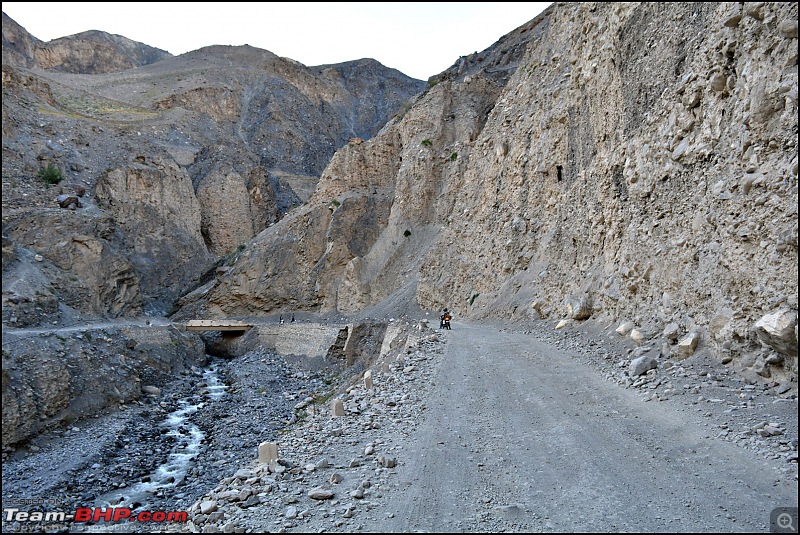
[184,320,252,332]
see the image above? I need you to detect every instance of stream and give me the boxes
[95,361,228,513]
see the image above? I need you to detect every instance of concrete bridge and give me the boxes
[183,319,252,332]
[180,318,423,366]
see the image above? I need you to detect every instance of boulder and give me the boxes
[565,295,592,320]
[675,332,701,358]
[56,194,81,209]
[630,354,659,377]
[753,310,798,356]
[141,385,161,396]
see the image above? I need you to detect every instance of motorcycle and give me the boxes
[440,313,452,330]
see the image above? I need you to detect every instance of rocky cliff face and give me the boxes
[2,324,206,447]
[1,11,39,69]
[182,2,797,383]
[2,16,425,319]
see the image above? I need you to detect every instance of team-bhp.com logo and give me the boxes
[4,507,188,523]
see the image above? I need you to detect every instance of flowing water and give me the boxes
[95,361,228,512]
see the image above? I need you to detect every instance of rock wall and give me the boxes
[419,1,798,381]
[189,2,797,383]
[1,12,39,69]
[94,157,214,313]
[1,324,206,447]
[195,165,279,256]
[3,208,144,321]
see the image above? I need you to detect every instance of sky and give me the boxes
[2,2,551,81]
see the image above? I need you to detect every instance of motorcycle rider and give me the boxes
[440,307,452,330]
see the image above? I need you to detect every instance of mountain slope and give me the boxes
[1,13,171,73]
[180,2,797,384]
[1,13,425,319]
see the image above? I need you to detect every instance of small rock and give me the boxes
[199,500,217,515]
[616,321,635,335]
[332,398,345,417]
[630,329,647,344]
[758,426,783,437]
[308,487,335,500]
[662,322,680,341]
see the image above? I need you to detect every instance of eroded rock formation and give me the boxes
[2,18,424,323]
[2,324,206,447]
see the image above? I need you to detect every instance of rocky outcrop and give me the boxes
[196,165,278,256]
[3,209,143,321]
[2,14,171,74]
[94,158,214,313]
[32,32,170,73]
[1,324,206,447]
[1,12,40,68]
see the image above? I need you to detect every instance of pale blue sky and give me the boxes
[2,2,551,80]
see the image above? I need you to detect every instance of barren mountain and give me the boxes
[2,16,425,320]
[1,1,797,464]
[2,11,171,72]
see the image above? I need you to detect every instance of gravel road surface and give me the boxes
[357,321,798,533]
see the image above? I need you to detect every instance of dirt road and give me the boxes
[358,321,798,533]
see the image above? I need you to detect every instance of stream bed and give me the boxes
[1,348,334,533]
[95,362,229,513]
